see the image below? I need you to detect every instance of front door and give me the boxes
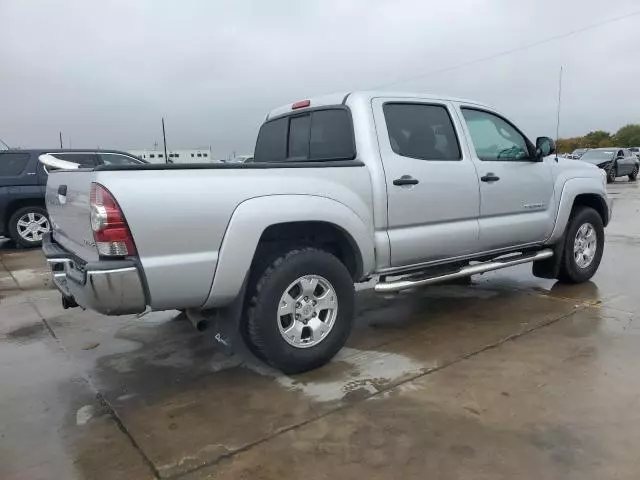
[617,149,636,176]
[373,98,481,267]
[457,106,555,251]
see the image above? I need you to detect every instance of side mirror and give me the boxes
[535,137,556,159]
[38,154,80,171]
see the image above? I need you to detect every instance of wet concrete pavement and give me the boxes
[2,181,640,479]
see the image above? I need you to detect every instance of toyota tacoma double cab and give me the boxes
[41,91,611,373]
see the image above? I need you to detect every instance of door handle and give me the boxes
[480,173,500,182]
[393,175,419,186]
[58,185,67,196]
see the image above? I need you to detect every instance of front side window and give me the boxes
[461,108,531,161]
[383,103,461,160]
[0,152,30,176]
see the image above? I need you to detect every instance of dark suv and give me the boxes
[0,149,144,247]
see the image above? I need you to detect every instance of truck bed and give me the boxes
[45,161,373,310]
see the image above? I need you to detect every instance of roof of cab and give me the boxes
[266,90,491,119]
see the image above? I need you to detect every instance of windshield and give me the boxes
[580,150,615,162]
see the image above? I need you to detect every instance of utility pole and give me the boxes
[162,118,169,164]
[59,131,63,148]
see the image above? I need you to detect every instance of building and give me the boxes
[127,148,217,163]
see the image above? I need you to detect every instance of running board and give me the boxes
[374,249,554,293]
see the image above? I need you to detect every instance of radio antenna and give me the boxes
[555,66,563,161]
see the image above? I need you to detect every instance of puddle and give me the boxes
[4,322,48,343]
[246,347,429,403]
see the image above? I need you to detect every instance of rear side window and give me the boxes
[254,108,355,162]
[383,103,461,160]
[0,153,30,176]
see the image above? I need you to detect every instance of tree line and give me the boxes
[556,124,640,153]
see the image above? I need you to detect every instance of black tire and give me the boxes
[245,247,354,374]
[629,164,638,181]
[557,206,604,284]
[8,206,50,248]
[606,164,617,183]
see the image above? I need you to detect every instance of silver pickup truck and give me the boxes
[41,91,611,373]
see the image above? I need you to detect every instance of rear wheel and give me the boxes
[629,164,638,181]
[8,206,50,248]
[557,206,604,284]
[245,247,354,374]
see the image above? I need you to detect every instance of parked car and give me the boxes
[0,149,144,247]
[577,147,639,183]
[41,92,610,373]
[629,147,640,159]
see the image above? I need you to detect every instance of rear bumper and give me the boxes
[43,233,147,315]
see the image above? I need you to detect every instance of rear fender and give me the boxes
[202,195,374,308]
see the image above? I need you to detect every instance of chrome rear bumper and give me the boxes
[43,234,147,315]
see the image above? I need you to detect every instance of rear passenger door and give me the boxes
[372,98,481,267]
[0,152,36,187]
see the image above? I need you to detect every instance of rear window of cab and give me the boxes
[253,108,356,163]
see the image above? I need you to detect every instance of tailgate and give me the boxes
[45,169,99,262]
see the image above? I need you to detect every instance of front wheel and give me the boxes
[629,164,638,181]
[245,247,354,374]
[557,206,604,284]
[607,165,617,183]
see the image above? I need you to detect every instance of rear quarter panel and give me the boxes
[95,166,373,310]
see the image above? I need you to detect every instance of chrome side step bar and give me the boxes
[374,249,554,293]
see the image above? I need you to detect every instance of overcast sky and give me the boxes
[1,0,639,157]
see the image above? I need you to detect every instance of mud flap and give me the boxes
[532,235,565,279]
[206,277,250,356]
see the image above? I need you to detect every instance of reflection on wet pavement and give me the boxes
[2,182,640,479]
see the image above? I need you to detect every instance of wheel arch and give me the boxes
[203,195,375,308]
[546,178,609,245]
[572,193,609,226]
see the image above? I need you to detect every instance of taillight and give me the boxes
[90,183,136,256]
